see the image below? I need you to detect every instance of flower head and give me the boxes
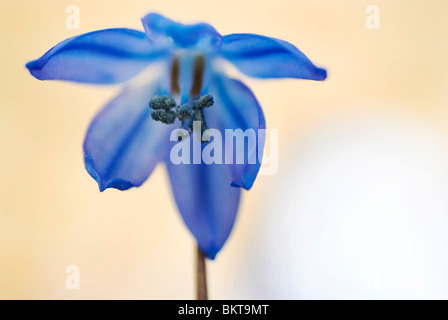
[26,13,326,259]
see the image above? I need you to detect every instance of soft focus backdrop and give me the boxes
[1,0,448,299]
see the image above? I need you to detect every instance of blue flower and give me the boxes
[26,13,326,259]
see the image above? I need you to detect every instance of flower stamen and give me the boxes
[190,55,205,97]
[170,56,180,96]
[149,94,214,130]
[148,55,214,143]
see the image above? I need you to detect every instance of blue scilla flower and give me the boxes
[26,13,326,259]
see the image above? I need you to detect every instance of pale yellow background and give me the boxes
[0,0,447,299]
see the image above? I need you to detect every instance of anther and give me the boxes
[194,94,214,109]
[150,109,176,124]
[148,55,214,143]
[176,102,195,120]
[149,95,176,110]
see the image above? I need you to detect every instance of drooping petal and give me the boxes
[84,69,174,191]
[220,33,327,80]
[164,74,264,259]
[207,74,266,190]
[166,151,241,259]
[141,13,222,51]
[26,28,169,84]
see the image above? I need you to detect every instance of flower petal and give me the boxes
[166,153,241,259]
[220,33,327,80]
[26,28,168,84]
[84,72,174,191]
[141,13,222,50]
[207,74,266,190]
[164,74,263,259]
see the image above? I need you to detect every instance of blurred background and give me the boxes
[1,0,448,299]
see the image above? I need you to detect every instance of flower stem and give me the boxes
[196,245,208,300]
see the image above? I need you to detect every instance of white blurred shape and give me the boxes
[245,107,448,299]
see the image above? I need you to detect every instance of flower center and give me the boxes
[148,55,214,143]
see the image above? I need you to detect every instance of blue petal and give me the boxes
[166,153,241,259]
[163,75,264,259]
[220,33,327,80]
[84,76,174,191]
[26,28,168,84]
[141,13,222,50]
[208,74,266,190]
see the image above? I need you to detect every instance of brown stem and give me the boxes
[190,55,205,97]
[196,245,208,300]
[170,56,180,95]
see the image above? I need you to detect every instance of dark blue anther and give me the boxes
[150,109,176,124]
[149,95,176,110]
[148,94,215,143]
